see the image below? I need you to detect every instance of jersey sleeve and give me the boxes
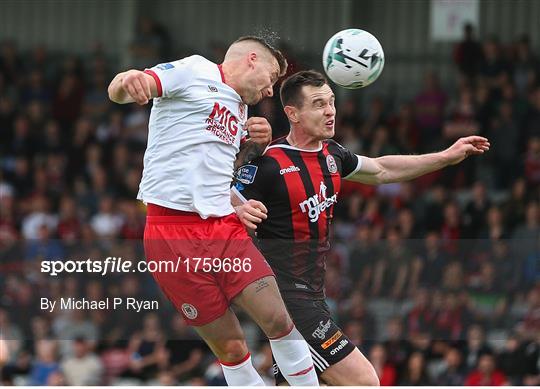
[328,140,362,178]
[232,157,271,203]
[144,56,196,98]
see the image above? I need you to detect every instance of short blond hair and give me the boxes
[229,36,288,77]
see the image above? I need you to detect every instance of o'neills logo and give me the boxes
[205,102,239,144]
[330,339,349,355]
[299,181,338,223]
[279,165,300,175]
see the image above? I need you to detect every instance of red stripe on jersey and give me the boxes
[144,69,163,97]
[217,64,226,84]
[321,143,341,242]
[299,150,327,244]
[267,148,310,241]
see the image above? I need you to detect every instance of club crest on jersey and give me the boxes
[205,102,239,144]
[236,164,258,184]
[238,103,247,121]
[326,155,338,174]
[299,181,338,222]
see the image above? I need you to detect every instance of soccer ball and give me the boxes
[322,28,384,89]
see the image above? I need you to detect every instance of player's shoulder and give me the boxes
[263,136,289,155]
[324,138,343,150]
[325,139,352,156]
[158,55,214,73]
[185,54,215,67]
[237,149,282,179]
[235,155,277,186]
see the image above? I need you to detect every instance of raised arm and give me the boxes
[234,117,272,169]
[108,69,159,105]
[346,136,490,185]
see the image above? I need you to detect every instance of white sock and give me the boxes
[269,326,319,386]
[220,352,265,386]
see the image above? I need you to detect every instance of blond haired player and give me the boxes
[108,38,318,386]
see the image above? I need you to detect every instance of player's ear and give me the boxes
[247,52,257,69]
[284,105,299,123]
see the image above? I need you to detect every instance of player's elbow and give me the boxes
[365,170,388,185]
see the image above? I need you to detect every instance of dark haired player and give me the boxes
[233,70,489,385]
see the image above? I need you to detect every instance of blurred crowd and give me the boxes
[1,20,540,385]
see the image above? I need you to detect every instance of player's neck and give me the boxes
[286,131,321,150]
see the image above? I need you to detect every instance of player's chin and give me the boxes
[245,94,261,105]
[323,125,335,138]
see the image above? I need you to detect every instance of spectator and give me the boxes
[487,101,521,188]
[126,313,167,381]
[61,337,104,385]
[413,231,447,289]
[461,324,493,372]
[382,317,412,371]
[404,288,434,337]
[371,227,413,299]
[163,316,208,382]
[525,136,540,186]
[369,344,397,385]
[398,351,432,385]
[453,23,483,82]
[435,347,467,385]
[414,72,447,151]
[465,353,507,385]
[501,177,528,231]
[90,196,123,238]
[463,181,491,238]
[28,340,60,385]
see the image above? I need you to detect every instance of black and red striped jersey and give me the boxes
[233,137,361,298]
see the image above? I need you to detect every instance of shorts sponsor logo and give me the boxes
[326,155,338,174]
[181,303,198,320]
[294,283,308,289]
[272,363,279,376]
[329,339,349,355]
[321,330,342,349]
[236,165,258,184]
[312,319,332,340]
[279,165,300,175]
[208,85,218,92]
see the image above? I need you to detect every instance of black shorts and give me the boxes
[273,298,356,384]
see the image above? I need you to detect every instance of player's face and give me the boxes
[243,55,280,105]
[296,84,336,139]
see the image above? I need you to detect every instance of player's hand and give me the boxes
[246,117,272,146]
[235,199,268,230]
[121,70,152,105]
[443,136,490,165]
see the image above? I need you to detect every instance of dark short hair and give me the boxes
[233,36,287,77]
[279,70,328,107]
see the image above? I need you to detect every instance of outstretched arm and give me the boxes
[346,136,490,185]
[108,69,159,105]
